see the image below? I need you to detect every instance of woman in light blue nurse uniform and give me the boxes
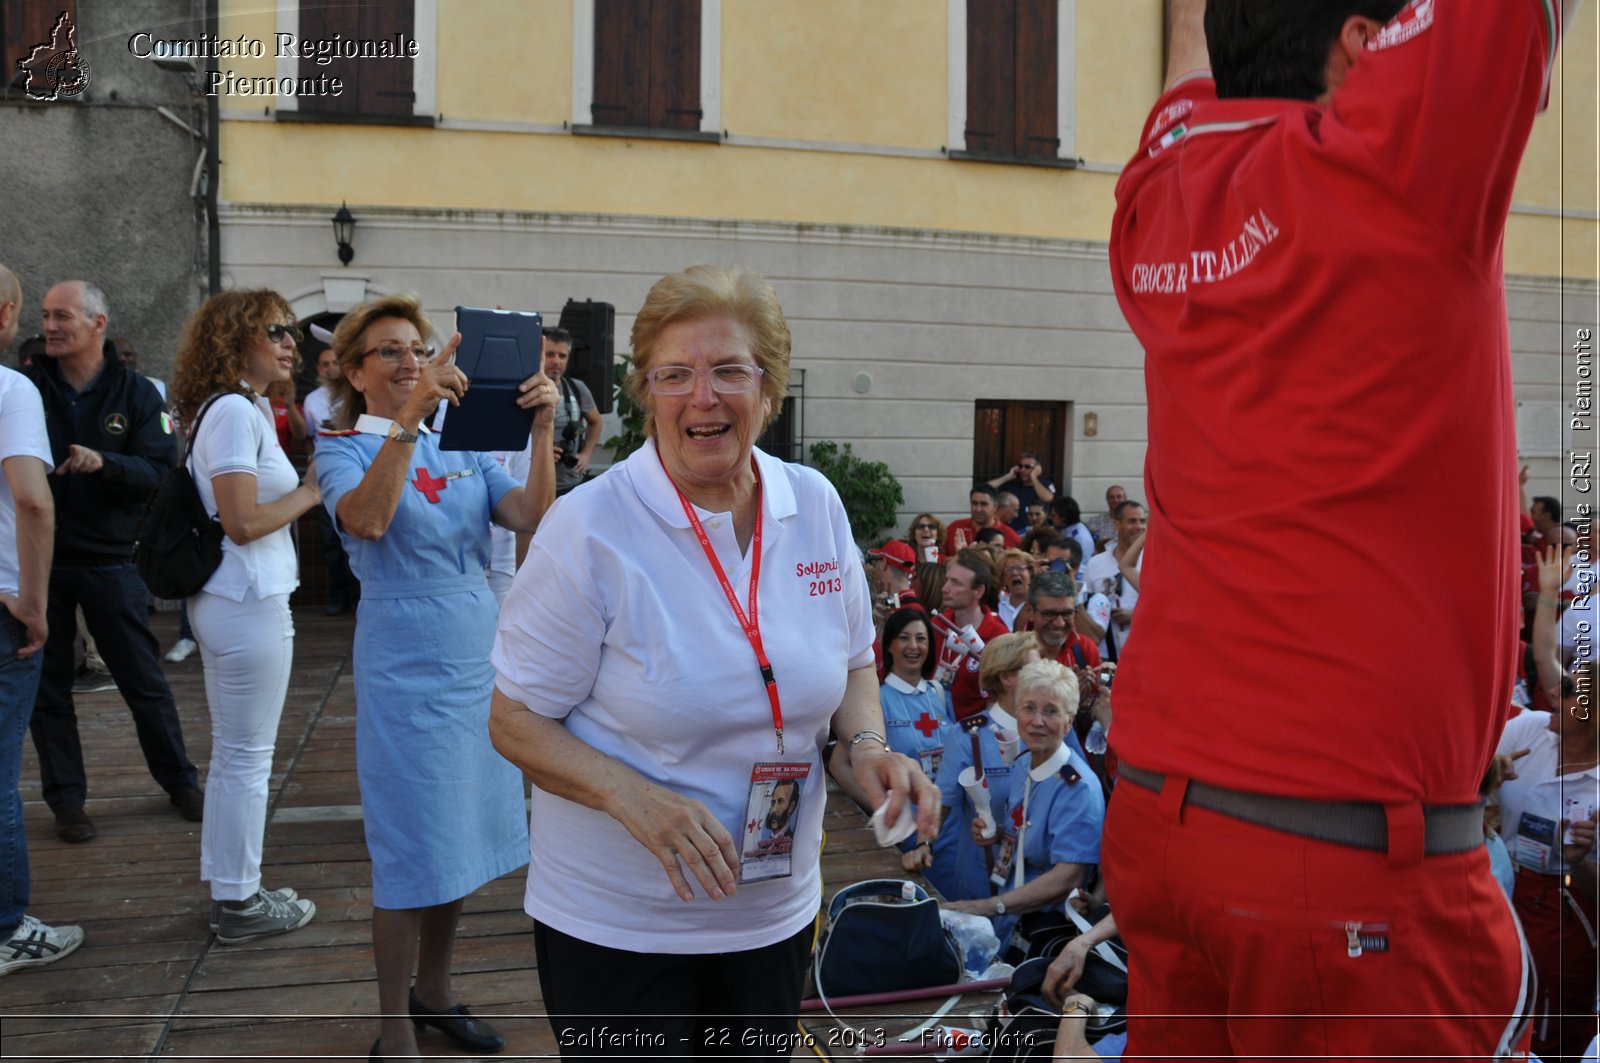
[316,294,557,1063]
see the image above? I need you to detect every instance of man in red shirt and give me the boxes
[936,552,1010,720]
[1100,1,1572,1059]
[943,485,1021,555]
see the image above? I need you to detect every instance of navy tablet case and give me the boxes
[438,306,543,452]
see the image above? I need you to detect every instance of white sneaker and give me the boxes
[0,915,84,977]
[164,638,198,663]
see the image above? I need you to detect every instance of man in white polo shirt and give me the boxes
[0,263,84,975]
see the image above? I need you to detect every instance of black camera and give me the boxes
[559,420,581,468]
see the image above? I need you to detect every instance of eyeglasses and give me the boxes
[265,324,303,344]
[1003,564,1030,575]
[363,343,438,365]
[645,363,764,395]
[913,523,938,532]
[1019,463,1038,471]
[1036,608,1076,622]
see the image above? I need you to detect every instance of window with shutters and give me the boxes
[290,0,423,124]
[3,0,79,94]
[958,0,1072,165]
[590,0,702,133]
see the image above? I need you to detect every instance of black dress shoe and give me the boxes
[54,808,96,843]
[169,786,205,822]
[368,1036,383,1062]
[410,988,506,1053]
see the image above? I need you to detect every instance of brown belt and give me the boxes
[1118,763,1484,856]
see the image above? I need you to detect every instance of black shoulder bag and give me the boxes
[134,396,226,599]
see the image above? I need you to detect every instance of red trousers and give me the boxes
[1513,865,1599,1061]
[1103,775,1532,1062]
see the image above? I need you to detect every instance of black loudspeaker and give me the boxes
[557,299,616,414]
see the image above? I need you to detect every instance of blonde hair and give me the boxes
[1015,659,1081,718]
[171,289,295,427]
[626,264,789,436]
[327,293,435,429]
[979,631,1040,698]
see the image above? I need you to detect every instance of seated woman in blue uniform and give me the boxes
[941,659,1105,944]
[926,631,1037,901]
[878,608,954,873]
[314,294,559,1063]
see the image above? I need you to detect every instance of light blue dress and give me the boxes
[317,424,530,908]
[929,716,1016,902]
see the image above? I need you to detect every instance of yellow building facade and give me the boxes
[212,0,1597,526]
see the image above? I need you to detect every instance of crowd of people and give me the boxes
[0,2,1596,1061]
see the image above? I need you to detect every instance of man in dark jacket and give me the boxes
[27,280,200,843]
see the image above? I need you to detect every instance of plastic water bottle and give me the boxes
[1085,719,1108,755]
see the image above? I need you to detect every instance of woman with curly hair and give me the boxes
[170,289,322,944]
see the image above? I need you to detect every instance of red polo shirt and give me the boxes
[938,607,1011,720]
[1107,1,1555,804]
[943,519,1020,554]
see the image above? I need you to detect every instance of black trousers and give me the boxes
[533,920,813,1061]
[30,563,197,810]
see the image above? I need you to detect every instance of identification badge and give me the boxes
[920,748,943,779]
[1515,812,1557,871]
[739,762,812,884]
[991,829,1018,889]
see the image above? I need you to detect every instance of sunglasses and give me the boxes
[913,523,938,532]
[266,323,303,344]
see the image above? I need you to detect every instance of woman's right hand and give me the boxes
[608,779,739,903]
[397,333,468,427]
[971,816,996,847]
[300,456,322,507]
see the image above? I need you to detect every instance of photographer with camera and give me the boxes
[543,326,602,497]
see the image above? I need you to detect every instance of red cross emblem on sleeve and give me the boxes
[913,711,940,737]
[411,467,448,503]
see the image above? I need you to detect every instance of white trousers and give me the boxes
[190,589,294,902]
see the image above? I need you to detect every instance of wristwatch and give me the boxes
[993,898,1007,916]
[1061,1001,1090,1017]
[386,422,419,444]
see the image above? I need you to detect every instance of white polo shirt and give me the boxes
[302,384,341,433]
[492,437,873,953]
[189,391,301,601]
[1496,709,1600,876]
[0,368,52,600]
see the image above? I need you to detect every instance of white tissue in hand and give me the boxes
[870,797,917,847]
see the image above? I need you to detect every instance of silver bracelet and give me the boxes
[848,729,887,751]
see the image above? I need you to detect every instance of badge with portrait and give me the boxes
[990,828,1018,890]
[1515,812,1557,871]
[739,762,811,884]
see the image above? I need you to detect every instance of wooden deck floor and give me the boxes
[2,608,978,1062]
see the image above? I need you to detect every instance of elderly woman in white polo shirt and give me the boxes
[171,290,323,943]
[490,264,941,1056]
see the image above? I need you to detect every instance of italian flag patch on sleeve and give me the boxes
[160,413,173,434]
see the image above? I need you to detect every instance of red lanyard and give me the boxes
[658,450,784,755]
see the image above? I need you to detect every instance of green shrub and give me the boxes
[602,355,648,461]
[808,440,905,545]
